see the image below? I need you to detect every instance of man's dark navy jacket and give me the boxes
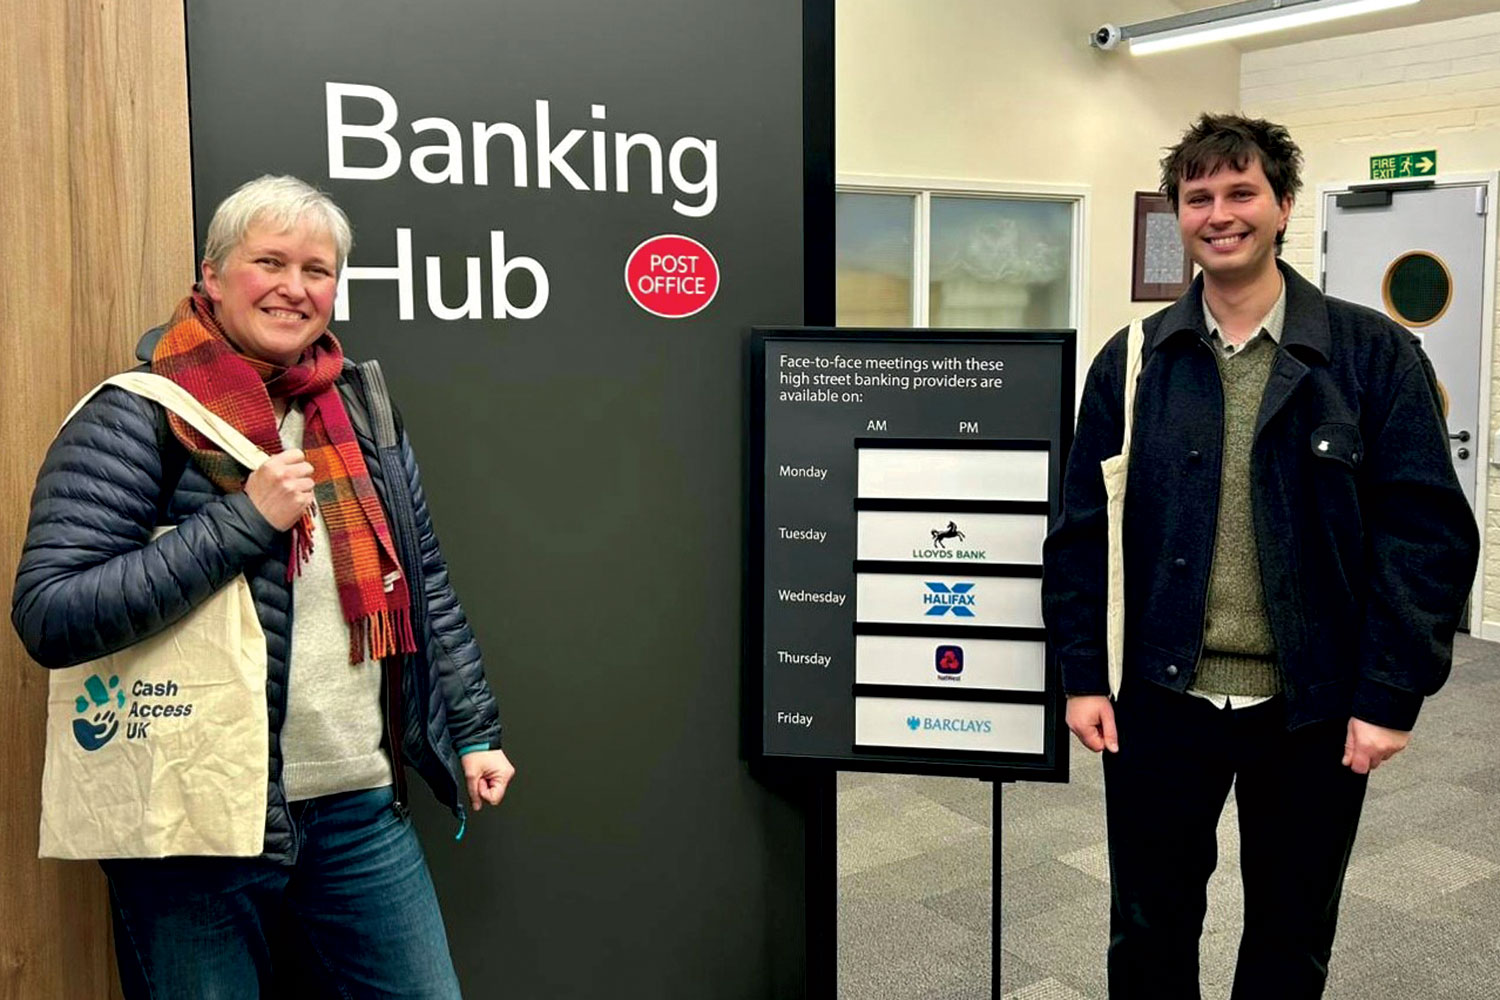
[1043,262,1478,731]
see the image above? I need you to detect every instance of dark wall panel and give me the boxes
[186,2,824,995]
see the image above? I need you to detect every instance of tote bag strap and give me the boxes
[63,371,270,472]
[1119,319,1146,453]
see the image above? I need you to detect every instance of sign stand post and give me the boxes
[991,779,1006,998]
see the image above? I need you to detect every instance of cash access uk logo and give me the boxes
[68,674,195,750]
[924,582,975,617]
[72,673,125,751]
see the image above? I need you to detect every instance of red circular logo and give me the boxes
[624,235,720,319]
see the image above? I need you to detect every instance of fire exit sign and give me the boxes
[1370,150,1437,180]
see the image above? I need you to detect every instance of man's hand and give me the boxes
[246,449,315,531]
[1344,719,1410,773]
[1342,717,1410,774]
[461,749,516,812]
[1066,695,1119,753]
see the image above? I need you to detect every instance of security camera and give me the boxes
[1091,24,1123,50]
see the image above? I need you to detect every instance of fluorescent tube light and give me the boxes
[1093,0,1421,57]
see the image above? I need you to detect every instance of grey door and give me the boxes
[1323,182,1488,511]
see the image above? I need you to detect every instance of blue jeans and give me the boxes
[102,786,463,999]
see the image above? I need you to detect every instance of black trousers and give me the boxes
[1102,680,1369,1000]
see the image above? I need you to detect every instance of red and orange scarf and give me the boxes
[154,291,417,664]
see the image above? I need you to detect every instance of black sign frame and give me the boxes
[748,327,1075,782]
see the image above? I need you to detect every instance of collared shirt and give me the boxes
[1202,278,1287,357]
[1190,279,1288,711]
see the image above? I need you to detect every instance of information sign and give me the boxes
[749,329,1074,780]
[1371,150,1437,179]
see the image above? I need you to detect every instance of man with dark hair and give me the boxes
[1042,112,1477,998]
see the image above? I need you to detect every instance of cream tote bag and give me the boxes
[39,372,270,859]
[1100,320,1145,700]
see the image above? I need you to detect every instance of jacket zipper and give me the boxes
[383,653,410,818]
[281,584,299,863]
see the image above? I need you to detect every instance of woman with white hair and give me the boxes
[12,175,513,998]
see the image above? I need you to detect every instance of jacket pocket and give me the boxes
[1310,422,1362,470]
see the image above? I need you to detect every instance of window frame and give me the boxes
[836,176,1090,382]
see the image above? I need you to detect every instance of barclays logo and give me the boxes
[908,715,994,735]
[923,582,976,617]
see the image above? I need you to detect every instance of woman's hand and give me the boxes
[461,749,516,812]
[246,449,315,530]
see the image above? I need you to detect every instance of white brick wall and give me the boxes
[1243,13,1500,632]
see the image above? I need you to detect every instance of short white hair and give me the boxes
[202,175,353,274]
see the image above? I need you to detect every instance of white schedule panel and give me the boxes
[855,697,1045,754]
[856,573,1043,629]
[855,635,1045,691]
[856,510,1046,565]
[858,448,1048,501]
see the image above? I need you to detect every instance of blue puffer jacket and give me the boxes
[11,332,502,863]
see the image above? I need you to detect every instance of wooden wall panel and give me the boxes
[0,0,192,996]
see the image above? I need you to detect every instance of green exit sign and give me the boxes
[1370,150,1437,179]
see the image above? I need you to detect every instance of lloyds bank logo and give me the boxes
[923,582,976,617]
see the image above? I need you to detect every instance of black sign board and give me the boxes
[187,2,831,995]
[750,329,1074,781]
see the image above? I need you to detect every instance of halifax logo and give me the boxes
[923,582,976,617]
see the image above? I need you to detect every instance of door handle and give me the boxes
[1450,430,1471,442]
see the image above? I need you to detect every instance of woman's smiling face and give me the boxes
[200,218,339,366]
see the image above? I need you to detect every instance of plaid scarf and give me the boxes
[153,291,417,664]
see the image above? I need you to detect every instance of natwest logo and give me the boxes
[625,234,720,319]
[935,645,964,679]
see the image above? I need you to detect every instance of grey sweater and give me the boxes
[278,407,393,801]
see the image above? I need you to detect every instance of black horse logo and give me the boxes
[931,521,965,548]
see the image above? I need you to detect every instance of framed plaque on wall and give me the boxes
[1132,191,1193,301]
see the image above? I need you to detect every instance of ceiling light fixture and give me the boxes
[1090,0,1421,56]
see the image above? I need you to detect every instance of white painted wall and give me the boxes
[1242,12,1500,634]
[836,0,1244,356]
[837,1,1498,628]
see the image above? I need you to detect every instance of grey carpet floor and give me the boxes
[836,633,1500,999]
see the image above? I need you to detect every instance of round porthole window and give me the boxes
[1382,251,1452,327]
